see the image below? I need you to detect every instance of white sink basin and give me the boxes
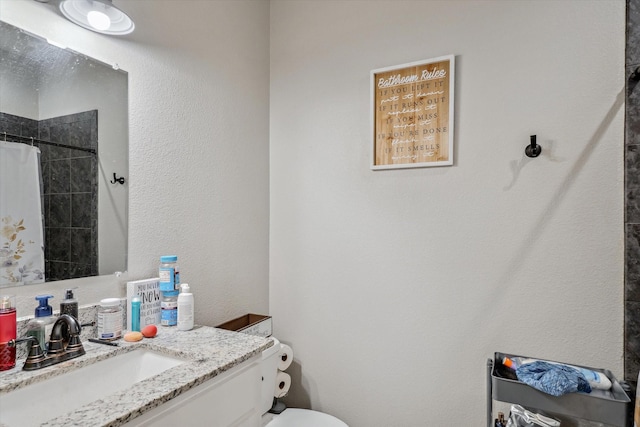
[0,348,185,427]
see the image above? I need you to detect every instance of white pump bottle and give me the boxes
[177,283,194,331]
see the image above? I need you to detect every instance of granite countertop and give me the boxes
[0,325,273,427]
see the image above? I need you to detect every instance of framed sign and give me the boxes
[371,55,455,170]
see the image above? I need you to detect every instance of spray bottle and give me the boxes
[0,295,17,371]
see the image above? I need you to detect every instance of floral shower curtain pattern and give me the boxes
[0,141,45,286]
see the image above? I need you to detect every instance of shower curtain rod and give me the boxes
[1,132,97,155]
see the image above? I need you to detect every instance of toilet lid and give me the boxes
[265,408,348,427]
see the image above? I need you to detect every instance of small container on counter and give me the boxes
[161,290,179,327]
[97,298,123,340]
[0,295,16,371]
[159,255,180,291]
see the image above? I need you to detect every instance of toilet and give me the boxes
[261,338,348,427]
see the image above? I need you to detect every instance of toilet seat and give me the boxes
[263,408,348,427]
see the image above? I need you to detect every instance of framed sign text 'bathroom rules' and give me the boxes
[371,55,455,170]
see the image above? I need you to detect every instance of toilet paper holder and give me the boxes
[269,397,286,415]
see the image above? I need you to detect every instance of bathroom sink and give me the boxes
[0,348,185,427]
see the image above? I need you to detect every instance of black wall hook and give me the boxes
[525,135,541,158]
[110,173,126,185]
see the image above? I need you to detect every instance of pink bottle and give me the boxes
[0,295,17,371]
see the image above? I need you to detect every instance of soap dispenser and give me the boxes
[26,295,55,351]
[60,289,78,320]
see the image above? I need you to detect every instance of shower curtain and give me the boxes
[0,141,45,286]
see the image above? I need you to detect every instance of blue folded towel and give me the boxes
[516,361,592,396]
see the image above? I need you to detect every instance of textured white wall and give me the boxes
[1,0,270,324]
[270,1,625,425]
[1,0,627,425]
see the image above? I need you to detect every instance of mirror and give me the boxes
[0,21,128,287]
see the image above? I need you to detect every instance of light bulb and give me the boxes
[87,10,111,31]
[60,0,135,35]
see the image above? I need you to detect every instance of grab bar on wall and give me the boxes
[1,132,97,155]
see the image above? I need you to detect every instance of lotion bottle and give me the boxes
[60,289,78,320]
[177,283,194,331]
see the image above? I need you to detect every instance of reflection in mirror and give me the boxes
[0,21,128,287]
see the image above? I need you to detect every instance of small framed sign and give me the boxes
[371,55,455,170]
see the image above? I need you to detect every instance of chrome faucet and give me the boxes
[9,314,86,371]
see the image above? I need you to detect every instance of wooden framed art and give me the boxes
[371,55,455,170]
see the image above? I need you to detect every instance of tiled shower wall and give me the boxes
[0,111,98,281]
[628,0,640,383]
[627,0,640,383]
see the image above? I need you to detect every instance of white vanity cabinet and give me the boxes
[126,354,262,427]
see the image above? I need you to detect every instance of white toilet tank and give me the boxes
[261,337,282,415]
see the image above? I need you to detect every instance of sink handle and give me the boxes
[9,336,46,369]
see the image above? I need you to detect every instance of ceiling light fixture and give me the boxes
[59,0,134,35]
